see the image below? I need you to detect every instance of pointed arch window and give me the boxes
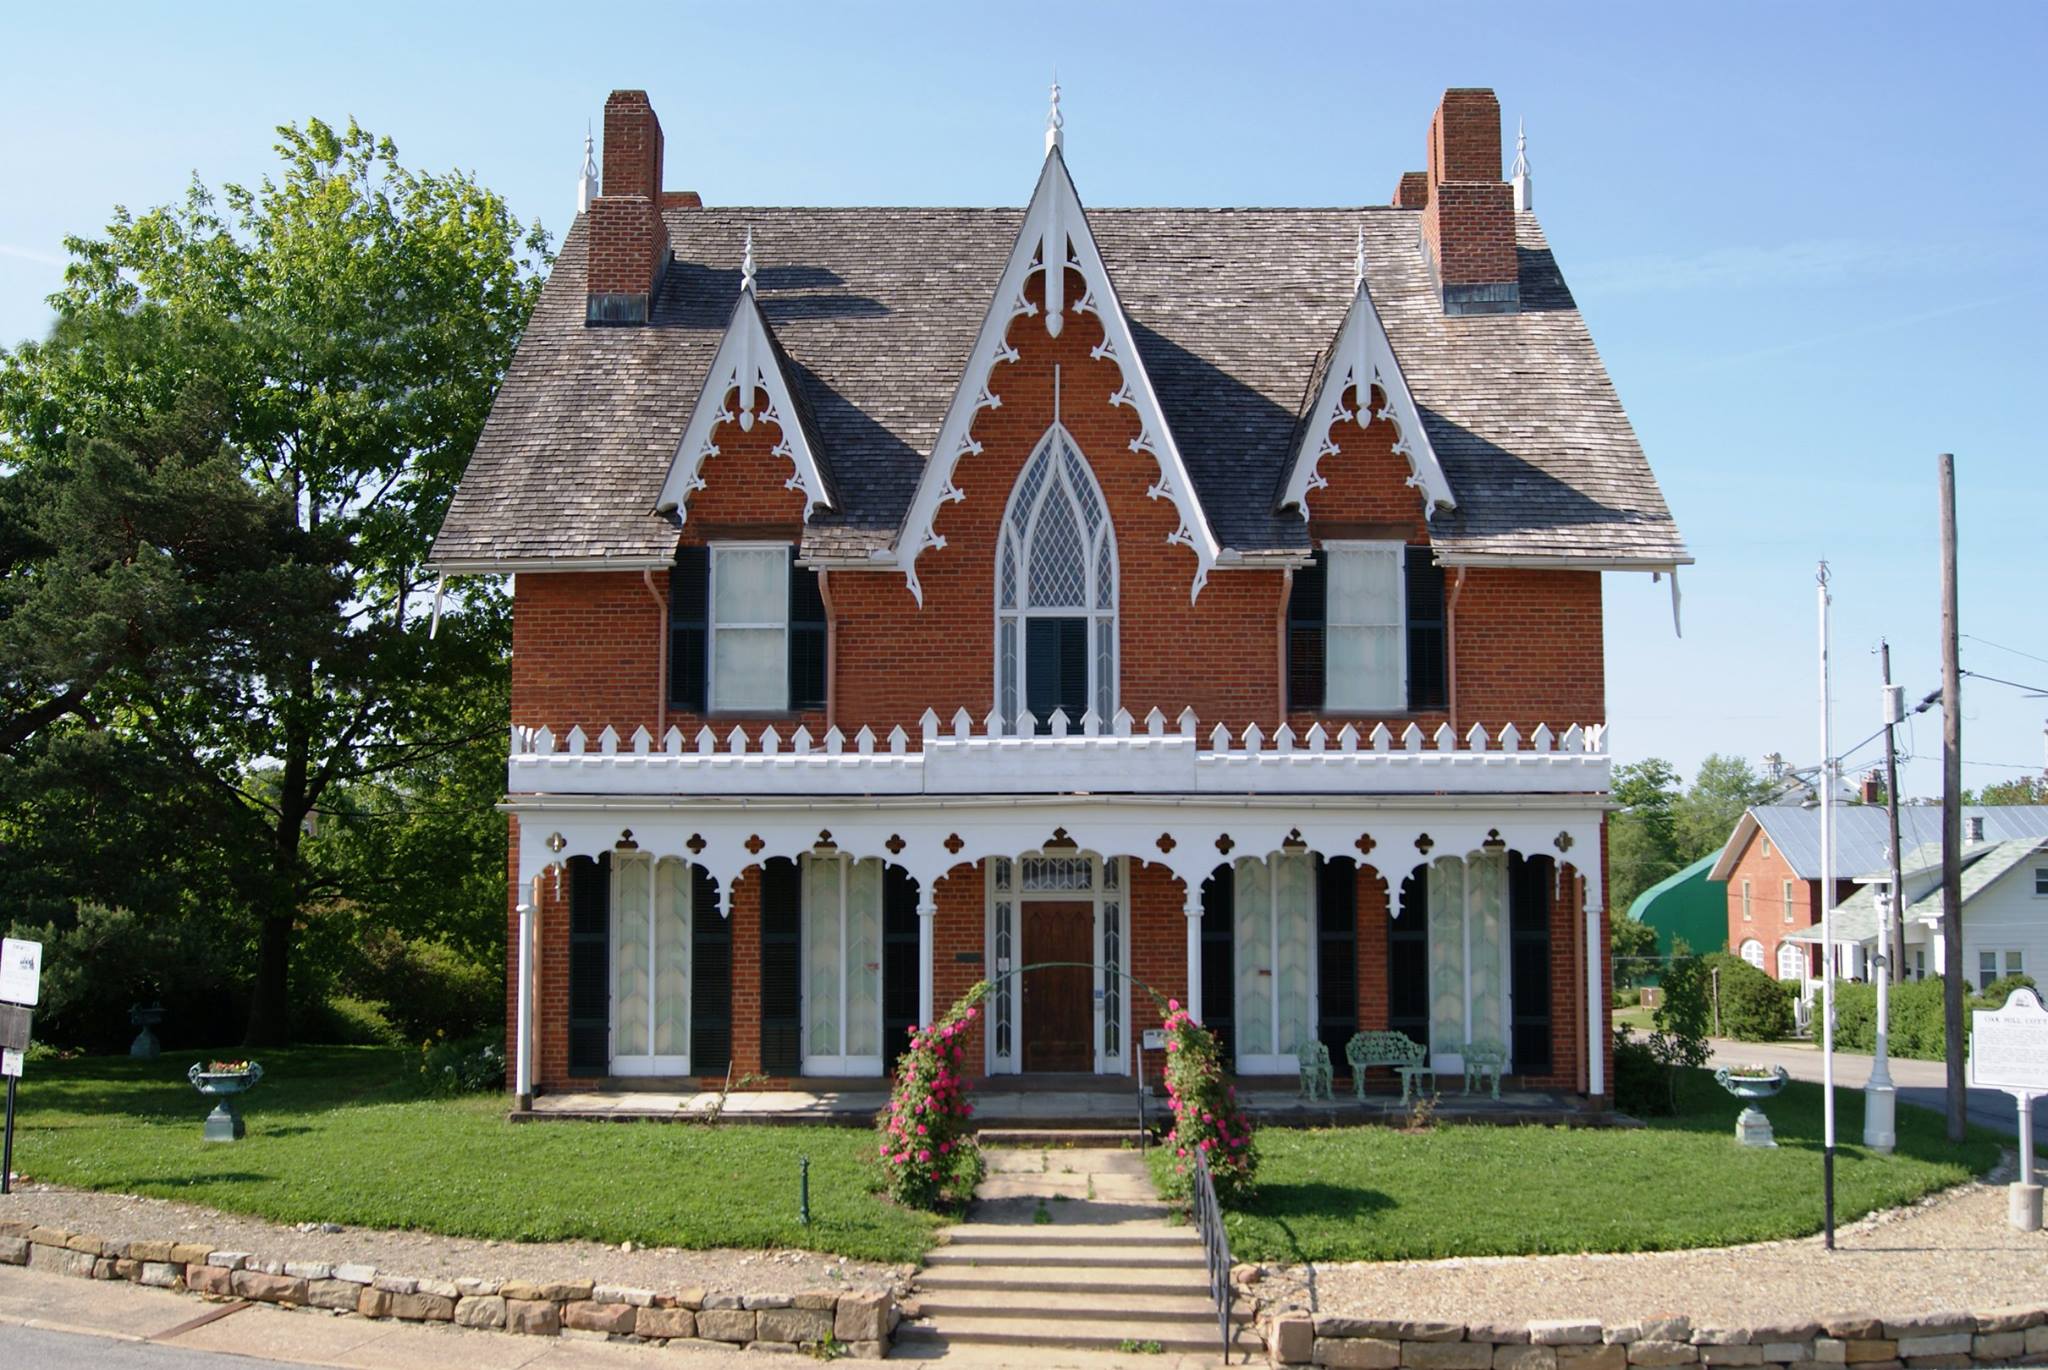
[996,426,1117,732]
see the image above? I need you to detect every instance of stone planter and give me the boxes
[129,1003,164,1060]
[1714,1066,1788,1147]
[188,1062,263,1142]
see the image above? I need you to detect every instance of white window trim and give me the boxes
[1781,880,1795,923]
[2034,867,2048,897]
[992,425,1119,729]
[1233,852,1321,1077]
[800,853,885,1077]
[707,542,790,714]
[608,854,691,1077]
[1739,938,1765,970]
[1321,539,1407,713]
[1776,940,1806,982]
[1741,880,1752,921]
[981,853,1128,1076]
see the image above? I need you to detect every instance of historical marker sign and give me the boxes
[0,937,41,1007]
[1971,987,2048,1094]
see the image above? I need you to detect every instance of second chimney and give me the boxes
[586,90,671,325]
[1420,88,1519,316]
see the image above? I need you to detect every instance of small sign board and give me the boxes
[0,938,41,1007]
[1141,1028,1167,1051]
[0,1049,19,1079]
[1970,987,2048,1094]
[0,1004,30,1053]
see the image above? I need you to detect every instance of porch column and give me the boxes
[514,893,535,1107]
[1584,892,1605,1097]
[918,887,937,1027]
[1184,895,1204,1022]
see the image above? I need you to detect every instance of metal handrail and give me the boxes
[1191,1146,1236,1363]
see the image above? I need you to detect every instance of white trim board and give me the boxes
[893,148,1221,605]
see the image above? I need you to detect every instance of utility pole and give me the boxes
[1938,453,1966,1144]
[1865,640,1901,1153]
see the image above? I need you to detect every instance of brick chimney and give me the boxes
[586,90,671,325]
[1391,171,1429,209]
[1419,88,1519,315]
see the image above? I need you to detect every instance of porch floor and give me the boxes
[512,1080,1616,1128]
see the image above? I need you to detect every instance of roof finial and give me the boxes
[1045,73,1064,156]
[1511,117,1532,212]
[1353,224,1367,293]
[741,228,757,294]
[576,122,598,215]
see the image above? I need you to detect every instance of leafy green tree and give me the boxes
[1973,775,2047,805]
[1611,914,1659,987]
[0,118,547,1044]
[1674,752,1774,865]
[1608,757,1683,917]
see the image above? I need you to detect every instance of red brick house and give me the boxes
[430,85,1688,1107]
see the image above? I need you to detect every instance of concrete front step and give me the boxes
[916,1289,1252,1325]
[944,1225,1198,1248]
[897,1315,1249,1355]
[917,1267,1216,1299]
[925,1243,1207,1270]
[976,1127,1150,1146]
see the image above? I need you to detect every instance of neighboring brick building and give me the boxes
[431,85,1689,1105]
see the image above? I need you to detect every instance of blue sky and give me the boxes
[2,2,2042,801]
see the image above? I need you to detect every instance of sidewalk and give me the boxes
[1706,1038,2046,1139]
[0,1265,759,1368]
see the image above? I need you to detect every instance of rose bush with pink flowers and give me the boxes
[1158,999,1258,1203]
[875,980,991,1210]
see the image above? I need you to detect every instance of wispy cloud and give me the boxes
[0,243,66,268]
[1576,238,1938,298]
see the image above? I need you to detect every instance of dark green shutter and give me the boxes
[1199,865,1235,1068]
[1406,546,1447,712]
[1389,869,1429,1052]
[669,546,709,712]
[882,867,920,1066]
[788,552,826,711]
[760,858,803,1076]
[567,854,610,1077]
[1287,550,1326,710]
[1317,856,1358,1068]
[1025,617,1089,732]
[691,867,731,1075]
[1508,854,1553,1074]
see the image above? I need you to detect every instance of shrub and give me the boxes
[6,903,240,1050]
[1832,973,2038,1060]
[346,933,500,1043]
[419,1031,505,1094]
[876,982,989,1211]
[1158,998,1257,1203]
[1612,1026,1666,1116]
[1612,955,1712,1116]
[1704,952,1794,1041]
[1615,987,1641,1009]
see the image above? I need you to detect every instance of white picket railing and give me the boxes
[505,708,1608,798]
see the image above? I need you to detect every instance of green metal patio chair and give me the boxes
[1459,1038,1508,1099]
[1295,1038,1334,1100]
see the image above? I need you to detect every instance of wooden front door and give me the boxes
[1022,900,1094,1072]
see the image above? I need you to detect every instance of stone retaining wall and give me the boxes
[0,1220,893,1357]
[1265,1309,2048,1369]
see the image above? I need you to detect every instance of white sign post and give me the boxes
[1969,987,2047,1231]
[0,938,40,1007]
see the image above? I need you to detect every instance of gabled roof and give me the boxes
[1786,837,2048,943]
[430,201,1691,574]
[1706,804,2048,883]
[1277,260,1454,520]
[654,283,835,523]
[894,148,1221,602]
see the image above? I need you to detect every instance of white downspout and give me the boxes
[515,881,536,1107]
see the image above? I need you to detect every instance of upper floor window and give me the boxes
[1287,544,1445,712]
[1760,834,1772,858]
[1781,880,1795,923]
[996,427,1116,731]
[2035,866,2048,897]
[1740,880,1752,920]
[669,543,826,713]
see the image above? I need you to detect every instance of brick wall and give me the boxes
[1420,88,1517,295]
[1722,828,1864,980]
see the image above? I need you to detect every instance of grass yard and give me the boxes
[9,1047,939,1264]
[1158,1068,2007,1264]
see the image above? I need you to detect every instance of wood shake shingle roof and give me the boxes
[430,204,1688,571]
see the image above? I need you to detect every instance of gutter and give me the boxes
[429,555,673,576]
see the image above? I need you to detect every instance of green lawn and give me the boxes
[10,1047,938,1264]
[1157,1068,2006,1264]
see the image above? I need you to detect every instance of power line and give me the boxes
[1961,667,2048,697]
[1961,633,2048,669]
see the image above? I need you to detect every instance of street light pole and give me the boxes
[1864,644,1901,1154]
[1817,561,1838,1250]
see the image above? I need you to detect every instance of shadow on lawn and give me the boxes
[1644,1070,2001,1173]
[1240,1181,1396,1265]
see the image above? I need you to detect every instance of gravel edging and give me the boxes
[0,1184,903,1296]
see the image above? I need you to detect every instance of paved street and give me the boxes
[1707,1038,2045,1139]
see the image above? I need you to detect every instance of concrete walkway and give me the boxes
[1707,1038,2046,1139]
